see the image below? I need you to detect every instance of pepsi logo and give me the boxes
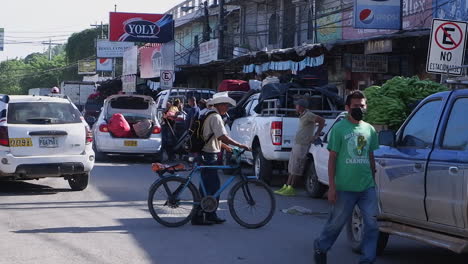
[359,9,374,24]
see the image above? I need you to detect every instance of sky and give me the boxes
[0,0,183,61]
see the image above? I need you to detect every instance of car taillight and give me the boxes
[85,127,93,144]
[0,126,9,147]
[271,121,282,146]
[99,124,109,133]
[152,126,161,134]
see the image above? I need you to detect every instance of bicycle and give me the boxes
[147,148,276,229]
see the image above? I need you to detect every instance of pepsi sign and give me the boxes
[354,0,402,30]
[109,12,174,43]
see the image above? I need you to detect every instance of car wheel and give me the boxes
[304,161,327,198]
[347,206,389,256]
[68,173,89,191]
[253,145,272,184]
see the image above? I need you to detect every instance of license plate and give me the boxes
[124,140,138,147]
[39,137,59,148]
[9,138,33,147]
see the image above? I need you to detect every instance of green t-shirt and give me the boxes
[327,118,379,192]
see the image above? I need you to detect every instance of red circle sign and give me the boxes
[435,22,464,51]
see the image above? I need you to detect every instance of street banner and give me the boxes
[123,46,138,75]
[97,40,134,58]
[199,39,218,64]
[109,12,174,43]
[0,28,4,51]
[139,41,175,78]
[78,60,96,75]
[96,58,113,72]
[427,19,468,75]
[354,0,402,30]
[122,74,137,93]
[433,0,468,21]
[160,70,174,89]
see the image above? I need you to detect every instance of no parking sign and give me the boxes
[427,19,468,75]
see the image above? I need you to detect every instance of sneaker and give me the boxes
[314,248,327,264]
[281,186,296,196]
[274,184,288,194]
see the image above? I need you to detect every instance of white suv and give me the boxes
[0,94,95,191]
[92,94,162,160]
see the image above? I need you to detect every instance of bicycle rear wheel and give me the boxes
[148,176,200,227]
[228,179,276,229]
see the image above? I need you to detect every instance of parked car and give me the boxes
[227,83,343,183]
[307,88,468,255]
[0,94,94,191]
[92,94,162,161]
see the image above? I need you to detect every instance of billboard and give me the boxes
[199,39,219,64]
[109,12,174,43]
[0,28,4,51]
[354,0,402,29]
[123,46,138,75]
[433,0,468,21]
[96,58,113,72]
[78,60,96,75]
[317,7,342,43]
[97,40,134,58]
[139,42,175,79]
[122,75,136,93]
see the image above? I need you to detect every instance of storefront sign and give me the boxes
[78,60,96,75]
[0,28,4,51]
[199,39,219,64]
[122,46,138,75]
[427,19,467,75]
[317,7,342,43]
[160,70,174,88]
[433,0,468,21]
[365,39,393,54]
[122,74,136,93]
[109,12,174,43]
[97,40,134,58]
[354,0,402,29]
[351,54,388,73]
[96,58,113,72]
[139,41,175,78]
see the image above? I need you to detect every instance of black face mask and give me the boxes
[350,107,366,121]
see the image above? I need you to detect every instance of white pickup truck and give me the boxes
[227,86,342,183]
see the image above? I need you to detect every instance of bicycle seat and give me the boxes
[151,163,186,172]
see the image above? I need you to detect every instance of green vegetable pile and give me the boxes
[364,76,448,130]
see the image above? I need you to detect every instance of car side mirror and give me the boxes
[379,130,396,147]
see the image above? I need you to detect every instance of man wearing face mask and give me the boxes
[314,91,379,264]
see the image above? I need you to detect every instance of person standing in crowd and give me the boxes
[276,98,325,196]
[185,97,200,130]
[314,91,379,264]
[191,95,250,225]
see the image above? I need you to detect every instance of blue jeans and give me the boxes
[315,187,379,263]
[199,152,220,216]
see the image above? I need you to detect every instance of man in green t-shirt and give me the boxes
[314,91,379,264]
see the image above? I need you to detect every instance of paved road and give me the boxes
[0,158,467,264]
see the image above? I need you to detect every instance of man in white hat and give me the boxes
[192,94,251,225]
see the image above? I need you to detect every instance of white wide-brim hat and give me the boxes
[210,92,236,106]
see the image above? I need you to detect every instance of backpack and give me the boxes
[187,110,218,153]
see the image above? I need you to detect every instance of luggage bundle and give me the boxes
[108,113,153,139]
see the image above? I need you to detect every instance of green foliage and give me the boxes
[364,76,448,130]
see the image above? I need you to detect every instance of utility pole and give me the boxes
[218,0,225,59]
[202,1,211,42]
[41,38,62,60]
[90,22,105,39]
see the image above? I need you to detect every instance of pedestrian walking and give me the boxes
[276,98,325,196]
[314,91,379,264]
[185,96,200,130]
[191,95,250,225]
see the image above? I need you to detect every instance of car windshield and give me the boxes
[7,102,82,124]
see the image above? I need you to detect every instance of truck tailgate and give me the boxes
[281,117,299,148]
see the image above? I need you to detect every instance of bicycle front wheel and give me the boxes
[148,176,200,227]
[228,179,276,229]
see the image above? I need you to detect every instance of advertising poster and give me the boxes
[109,12,174,43]
[78,60,96,75]
[433,0,468,21]
[97,40,134,58]
[96,58,113,72]
[199,39,219,64]
[317,7,343,43]
[139,41,175,78]
[354,0,402,29]
[123,46,138,75]
[122,75,136,93]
